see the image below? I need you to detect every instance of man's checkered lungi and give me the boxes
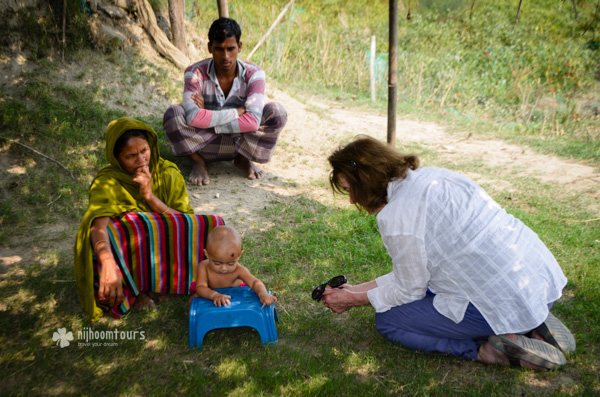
[163,102,287,163]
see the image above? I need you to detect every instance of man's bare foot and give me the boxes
[234,155,264,180]
[189,160,210,185]
[134,292,156,310]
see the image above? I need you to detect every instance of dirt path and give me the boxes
[1,57,599,269]
[187,87,600,233]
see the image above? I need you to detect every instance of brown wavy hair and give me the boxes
[328,135,419,213]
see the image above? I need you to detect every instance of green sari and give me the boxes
[73,117,193,320]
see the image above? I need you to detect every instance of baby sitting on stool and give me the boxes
[189,225,277,308]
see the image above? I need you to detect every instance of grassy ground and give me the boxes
[2,190,599,394]
[185,0,600,165]
[1,0,599,395]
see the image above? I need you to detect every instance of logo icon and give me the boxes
[53,328,74,348]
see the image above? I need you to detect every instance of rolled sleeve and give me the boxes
[367,273,395,312]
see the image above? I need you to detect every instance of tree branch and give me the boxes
[1,137,76,180]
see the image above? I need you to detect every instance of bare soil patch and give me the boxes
[187,88,600,234]
[1,18,598,268]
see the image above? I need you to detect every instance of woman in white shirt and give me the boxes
[322,136,575,370]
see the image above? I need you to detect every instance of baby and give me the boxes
[189,225,277,307]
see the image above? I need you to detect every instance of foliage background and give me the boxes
[181,0,599,161]
[0,0,599,395]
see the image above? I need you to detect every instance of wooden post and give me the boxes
[217,0,228,18]
[387,0,398,147]
[370,36,376,101]
[62,0,66,61]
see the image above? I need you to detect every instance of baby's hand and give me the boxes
[212,293,231,307]
[259,294,278,307]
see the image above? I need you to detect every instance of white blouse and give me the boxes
[366,167,567,334]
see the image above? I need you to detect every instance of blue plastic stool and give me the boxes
[189,287,278,349]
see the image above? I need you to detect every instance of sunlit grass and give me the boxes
[1,0,599,394]
[2,187,598,394]
[188,0,599,164]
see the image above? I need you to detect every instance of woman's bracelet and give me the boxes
[93,239,109,251]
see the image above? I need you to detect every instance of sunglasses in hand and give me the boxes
[311,275,347,301]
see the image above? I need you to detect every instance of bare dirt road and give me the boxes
[185,87,600,234]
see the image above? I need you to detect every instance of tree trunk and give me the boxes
[168,0,188,57]
[136,0,190,69]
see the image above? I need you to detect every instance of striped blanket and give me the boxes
[93,212,225,318]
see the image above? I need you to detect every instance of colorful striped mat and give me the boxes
[93,212,225,318]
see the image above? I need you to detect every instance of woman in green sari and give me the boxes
[74,117,197,320]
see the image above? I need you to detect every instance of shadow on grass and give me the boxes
[3,194,598,395]
[1,53,598,395]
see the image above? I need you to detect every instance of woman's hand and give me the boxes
[98,257,124,307]
[92,217,124,307]
[322,285,369,314]
[132,165,152,202]
[192,92,205,109]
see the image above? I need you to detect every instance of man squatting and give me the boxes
[163,17,287,185]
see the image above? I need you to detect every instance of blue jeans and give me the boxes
[375,292,553,360]
[376,292,494,360]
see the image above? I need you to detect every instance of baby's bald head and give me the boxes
[206,226,242,259]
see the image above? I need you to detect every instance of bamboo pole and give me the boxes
[370,36,376,101]
[247,0,295,61]
[387,0,398,147]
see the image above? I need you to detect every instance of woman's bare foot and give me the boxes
[531,329,546,342]
[234,154,264,180]
[148,292,172,302]
[478,340,510,365]
[478,334,549,370]
[134,292,156,310]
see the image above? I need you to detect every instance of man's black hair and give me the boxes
[208,17,242,44]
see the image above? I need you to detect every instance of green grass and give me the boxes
[1,193,598,394]
[1,0,599,395]
[188,0,600,164]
